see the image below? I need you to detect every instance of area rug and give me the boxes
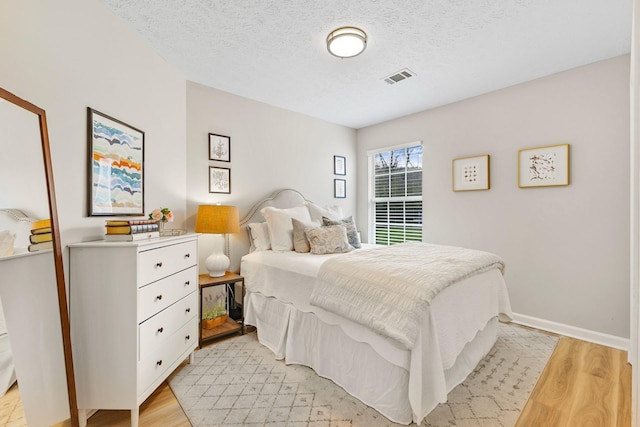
[168,323,558,427]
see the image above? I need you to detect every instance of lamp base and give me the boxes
[205,252,229,277]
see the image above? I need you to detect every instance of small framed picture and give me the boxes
[209,133,230,162]
[334,179,346,198]
[334,155,346,175]
[518,144,569,188]
[209,166,231,194]
[452,154,490,192]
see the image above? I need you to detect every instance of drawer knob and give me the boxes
[184,253,190,258]
[156,294,163,301]
[156,360,163,367]
[157,327,164,334]
[185,335,190,340]
[155,262,163,268]
[184,280,190,286]
[185,308,191,313]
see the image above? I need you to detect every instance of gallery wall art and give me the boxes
[518,144,569,188]
[87,108,144,216]
[452,154,490,191]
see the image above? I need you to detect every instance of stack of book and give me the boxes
[104,220,160,242]
[29,218,53,252]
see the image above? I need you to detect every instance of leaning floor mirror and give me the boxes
[0,87,79,426]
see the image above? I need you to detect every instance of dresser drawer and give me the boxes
[139,291,197,358]
[139,240,197,285]
[139,318,198,395]
[138,266,197,322]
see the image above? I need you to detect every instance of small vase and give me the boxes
[158,220,166,235]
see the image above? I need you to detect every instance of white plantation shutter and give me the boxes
[369,143,423,245]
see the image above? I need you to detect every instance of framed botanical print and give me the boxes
[87,108,145,216]
[334,179,346,198]
[209,166,231,194]
[334,155,346,175]
[209,133,230,162]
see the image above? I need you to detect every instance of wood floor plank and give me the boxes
[516,336,631,427]
[54,382,190,427]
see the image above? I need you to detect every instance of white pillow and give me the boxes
[0,230,15,257]
[247,222,271,252]
[260,206,312,251]
[305,202,343,223]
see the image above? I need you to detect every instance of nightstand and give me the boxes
[199,272,244,347]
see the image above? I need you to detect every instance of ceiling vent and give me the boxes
[383,68,416,85]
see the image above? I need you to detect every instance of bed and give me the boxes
[238,189,512,424]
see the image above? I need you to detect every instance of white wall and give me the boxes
[357,56,631,340]
[0,0,187,254]
[186,82,357,273]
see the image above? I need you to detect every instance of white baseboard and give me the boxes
[511,312,630,351]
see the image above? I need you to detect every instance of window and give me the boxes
[369,143,423,245]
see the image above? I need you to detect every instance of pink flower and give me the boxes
[165,211,174,222]
[150,209,163,221]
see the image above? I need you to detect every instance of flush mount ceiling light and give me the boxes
[326,26,367,58]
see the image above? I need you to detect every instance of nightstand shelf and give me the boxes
[199,272,245,347]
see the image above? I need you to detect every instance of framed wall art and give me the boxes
[209,133,230,162]
[87,108,145,216]
[334,155,346,175]
[209,166,231,194]
[452,154,490,192]
[518,143,569,188]
[334,179,346,198]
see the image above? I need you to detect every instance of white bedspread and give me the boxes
[310,242,505,349]
[241,246,512,424]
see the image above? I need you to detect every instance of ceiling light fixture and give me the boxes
[326,26,367,58]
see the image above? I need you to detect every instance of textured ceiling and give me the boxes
[101,0,632,129]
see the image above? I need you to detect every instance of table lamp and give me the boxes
[195,204,240,277]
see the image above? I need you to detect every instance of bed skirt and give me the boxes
[245,291,499,424]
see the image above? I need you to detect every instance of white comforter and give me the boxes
[241,247,512,423]
[310,242,505,349]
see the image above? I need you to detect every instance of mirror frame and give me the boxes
[0,87,79,426]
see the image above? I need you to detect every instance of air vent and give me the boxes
[383,68,416,85]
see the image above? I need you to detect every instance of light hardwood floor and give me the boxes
[3,328,632,426]
[516,336,631,427]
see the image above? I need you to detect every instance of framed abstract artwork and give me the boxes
[209,133,231,162]
[209,166,231,194]
[452,154,490,191]
[518,144,569,188]
[334,155,346,175]
[334,179,346,198]
[87,108,145,216]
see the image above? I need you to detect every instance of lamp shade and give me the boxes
[195,205,240,234]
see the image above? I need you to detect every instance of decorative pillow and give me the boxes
[291,218,320,253]
[260,206,312,251]
[306,224,351,255]
[305,202,343,223]
[322,216,361,249]
[247,222,271,252]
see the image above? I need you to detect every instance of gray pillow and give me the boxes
[322,216,361,249]
[305,225,351,255]
[291,218,319,253]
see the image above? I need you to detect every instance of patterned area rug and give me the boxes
[168,323,557,427]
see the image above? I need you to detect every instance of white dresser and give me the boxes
[69,234,198,427]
